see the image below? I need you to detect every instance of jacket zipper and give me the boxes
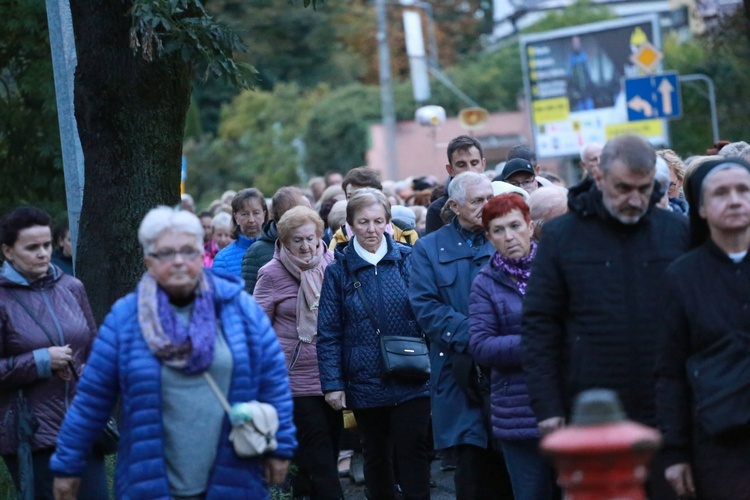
[40,289,71,408]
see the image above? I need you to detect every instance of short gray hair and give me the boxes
[449,171,490,205]
[138,206,203,256]
[346,188,391,226]
[600,135,655,176]
[719,141,750,162]
[580,142,602,162]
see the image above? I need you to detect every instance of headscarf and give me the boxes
[278,239,327,343]
[137,271,217,374]
[684,157,750,248]
[492,240,538,295]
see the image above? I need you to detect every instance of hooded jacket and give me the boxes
[241,220,278,294]
[0,262,96,455]
[522,177,689,426]
[49,270,296,499]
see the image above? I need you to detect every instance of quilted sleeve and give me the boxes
[469,277,522,370]
[316,263,345,393]
[50,302,122,476]
[241,293,297,459]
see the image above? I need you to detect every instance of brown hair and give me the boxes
[231,188,268,239]
[277,206,324,244]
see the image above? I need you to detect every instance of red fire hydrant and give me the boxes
[541,389,662,500]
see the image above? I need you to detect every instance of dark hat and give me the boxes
[685,157,750,248]
[501,158,535,181]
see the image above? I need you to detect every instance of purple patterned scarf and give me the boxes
[137,272,217,374]
[492,241,538,295]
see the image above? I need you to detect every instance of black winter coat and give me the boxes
[241,220,277,294]
[656,240,750,497]
[317,235,429,409]
[522,177,689,426]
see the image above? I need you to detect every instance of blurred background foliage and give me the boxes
[2,0,750,212]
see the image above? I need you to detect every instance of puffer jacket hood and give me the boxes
[0,261,63,289]
[258,220,278,243]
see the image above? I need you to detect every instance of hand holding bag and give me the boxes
[353,270,430,382]
[203,372,279,457]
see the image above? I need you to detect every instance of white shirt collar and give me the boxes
[352,235,387,266]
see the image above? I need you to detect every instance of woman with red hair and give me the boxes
[468,193,556,500]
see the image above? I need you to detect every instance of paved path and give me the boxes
[340,459,456,499]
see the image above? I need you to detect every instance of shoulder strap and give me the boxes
[7,289,60,348]
[353,270,382,336]
[203,371,232,414]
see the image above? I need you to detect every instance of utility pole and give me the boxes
[376,0,400,181]
[46,0,84,270]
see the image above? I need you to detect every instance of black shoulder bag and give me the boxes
[8,290,119,455]
[353,270,430,382]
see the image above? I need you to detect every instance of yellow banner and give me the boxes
[605,120,664,139]
[532,97,570,125]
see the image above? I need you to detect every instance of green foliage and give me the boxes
[303,84,382,175]
[664,12,750,156]
[184,95,203,140]
[0,0,66,216]
[522,0,615,34]
[184,83,322,206]
[208,0,365,92]
[129,0,257,89]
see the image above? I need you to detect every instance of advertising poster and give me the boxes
[520,15,668,158]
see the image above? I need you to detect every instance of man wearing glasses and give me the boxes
[499,158,539,195]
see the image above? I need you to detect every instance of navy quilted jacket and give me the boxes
[317,235,429,409]
[50,270,296,499]
[469,259,539,441]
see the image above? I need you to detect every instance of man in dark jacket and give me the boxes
[425,136,486,234]
[521,135,689,498]
[241,187,308,293]
[411,172,512,499]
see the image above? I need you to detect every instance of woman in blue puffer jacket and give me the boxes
[317,189,430,500]
[468,194,555,500]
[212,188,268,278]
[50,206,295,500]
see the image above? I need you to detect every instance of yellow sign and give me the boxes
[605,119,664,139]
[630,42,663,74]
[532,97,570,125]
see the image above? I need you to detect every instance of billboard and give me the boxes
[520,15,667,158]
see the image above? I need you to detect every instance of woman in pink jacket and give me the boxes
[254,206,341,500]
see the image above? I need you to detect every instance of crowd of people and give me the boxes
[2,134,750,499]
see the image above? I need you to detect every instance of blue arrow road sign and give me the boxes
[624,72,681,122]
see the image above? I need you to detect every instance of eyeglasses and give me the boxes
[148,248,201,262]
[507,177,536,189]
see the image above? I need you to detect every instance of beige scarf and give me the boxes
[278,240,327,343]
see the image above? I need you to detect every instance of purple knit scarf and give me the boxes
[492,241,538,295]
[137,272,217,374]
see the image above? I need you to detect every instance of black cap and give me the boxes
[501,158,535,181]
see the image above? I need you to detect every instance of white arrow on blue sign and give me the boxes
[624,72,682,122]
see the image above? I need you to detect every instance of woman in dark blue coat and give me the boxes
[469,194,555,500]
[317,189,430,500]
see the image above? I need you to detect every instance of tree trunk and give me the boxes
[70,2,192,323]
